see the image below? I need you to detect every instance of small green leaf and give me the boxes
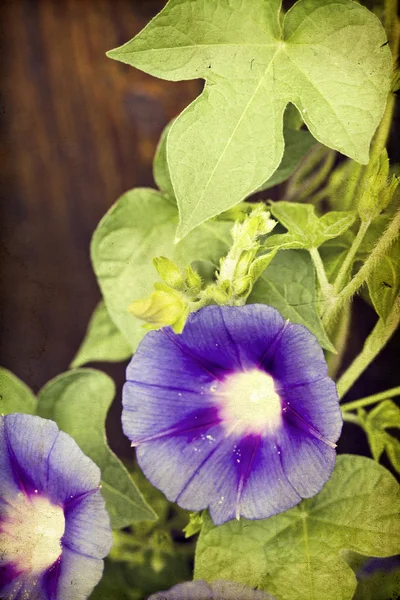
[248,250,278,285]
[265,202,357,249]
[153,121,175,201]
[108,0,391,238]
[91,189,231,351]
[71,301,132,368]
[248,250,335,352]
[367,241,400,322]
[184,512,205,539]
[195,455,400,600]
[360,400,400,473]
[37,369,156,528]
[0,368,37,415]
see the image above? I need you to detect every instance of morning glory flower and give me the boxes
[148,580,275,599]
[123,304,342,525]
[0,414,113,600]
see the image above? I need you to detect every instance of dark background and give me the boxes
[0,0,399,458]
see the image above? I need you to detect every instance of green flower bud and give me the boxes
[358,150,398,221]
[184,265,202,294]
[233,275,252,297]
[128,285,188,331]
[153,256,185,290]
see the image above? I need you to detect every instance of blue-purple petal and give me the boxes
[62,490,113,559]
[147,580,275,599]
[55,547,104,600]
[269,322,328,386]
[0,414,112,600]
[123,304,342,524]
[235,435,301,520]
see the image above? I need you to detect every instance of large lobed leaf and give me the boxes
[37,369,156,528]
[195,455,400,600]
[91,188,231,351]
[108,0,391,238]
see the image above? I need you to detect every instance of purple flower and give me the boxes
[147,579,275,599]
[123,305,342,525]
[0,414,113,600]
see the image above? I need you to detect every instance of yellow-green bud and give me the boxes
[358,150,398,221]
[128,286,187,331]
[184,265,202,294]
[153,256,185,290]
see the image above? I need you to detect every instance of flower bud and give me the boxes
[128,285,188,332]
[184,264,202,294]
[153,256,185,290]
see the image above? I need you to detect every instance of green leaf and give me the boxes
[360,400,400,473]
[367,240,400,322]
[248,250,335,352]
[71,301,132,368]
[91,188,231,351]
[153,121,175,201]
[107,0,391,238]
[195,455,400,600]
[319,231,355,282]
[265,202,357,249]
[37,369,156,528]
[357,215,391,261]
[256,108,316,192]
[353,566,400,600]
[0,367,37,415]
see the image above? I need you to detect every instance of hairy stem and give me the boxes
[327,304,351,379]
[341,412,361,426]
[323,208,400,331]
[309,247,334,304]
[336,299,400,400]
[342,386,400,412]
[333,219,371,294]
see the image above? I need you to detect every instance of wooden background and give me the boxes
[0,0,398,457]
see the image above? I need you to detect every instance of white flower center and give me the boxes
[0,492,65,574]
[212,368,282,435]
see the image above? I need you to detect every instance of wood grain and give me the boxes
[0,0,199,394]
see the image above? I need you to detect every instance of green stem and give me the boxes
[327,304,351,379]
[341,412,361,426]
[297,150,336,203]
[307,185,330,207]
[333,219,371,294]
[385,0,399,58]
[309,247,334,303]
[323,207,400,331]
[285,147,334,202]
[342,386,400,412]
[336,299,400,400]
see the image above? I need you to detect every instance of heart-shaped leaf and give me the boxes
[195,455,400,600]
[91,189,231,351]
[71,301,132,367]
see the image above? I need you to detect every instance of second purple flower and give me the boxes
[123,305,342,525]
